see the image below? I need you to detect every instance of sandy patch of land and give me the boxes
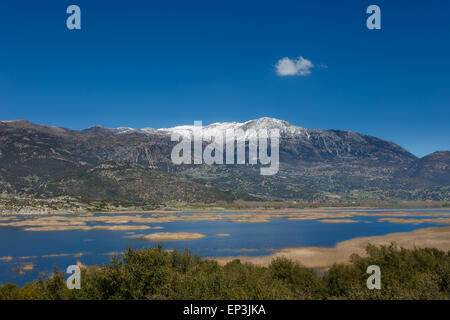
[0,208,448,231]
[216,233,230,237]
[40,252,84,258]
[0,216,17,221]
[12,263,35,274]
[41,253,72,258]
[90,225,151,231]
[0,256,13,261]
[130,232,206,241]
[17,256,39,260]
[379,218,450,224]
[213,226,450,269]
[287,212,357,220]
[21,224,152,231]
[5,252,86,261]
[98,210,183,214]
[319,219,358,223]
[231,218,271,223]
[104,251,124,256]
[20,263,34,271]
[368,211,450,217]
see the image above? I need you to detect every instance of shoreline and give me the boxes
[211,226,450,269]
[1,200,449,216]
[96,206,450,215]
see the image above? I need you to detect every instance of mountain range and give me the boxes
[0,118,448,203]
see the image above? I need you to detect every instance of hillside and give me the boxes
[0,118,448,202]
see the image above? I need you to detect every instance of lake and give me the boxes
[0,208,449,286]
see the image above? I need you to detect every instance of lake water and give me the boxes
[0,208,449,286]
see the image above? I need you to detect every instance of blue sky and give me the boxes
[0,0,449,157]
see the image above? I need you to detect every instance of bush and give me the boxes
[0,245,448,300]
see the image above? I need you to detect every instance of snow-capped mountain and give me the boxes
[1,118,448,202]
[112,117,310,139]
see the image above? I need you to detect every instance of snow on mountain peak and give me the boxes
[110,117,308,138]
[114,127,135,133]
[155,117,309,139]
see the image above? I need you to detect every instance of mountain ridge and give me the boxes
[0,117,436,160]
[0,118,448,202]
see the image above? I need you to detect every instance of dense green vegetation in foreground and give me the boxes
[0,245,449,300]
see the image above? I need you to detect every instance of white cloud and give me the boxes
[275,56,314,76]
